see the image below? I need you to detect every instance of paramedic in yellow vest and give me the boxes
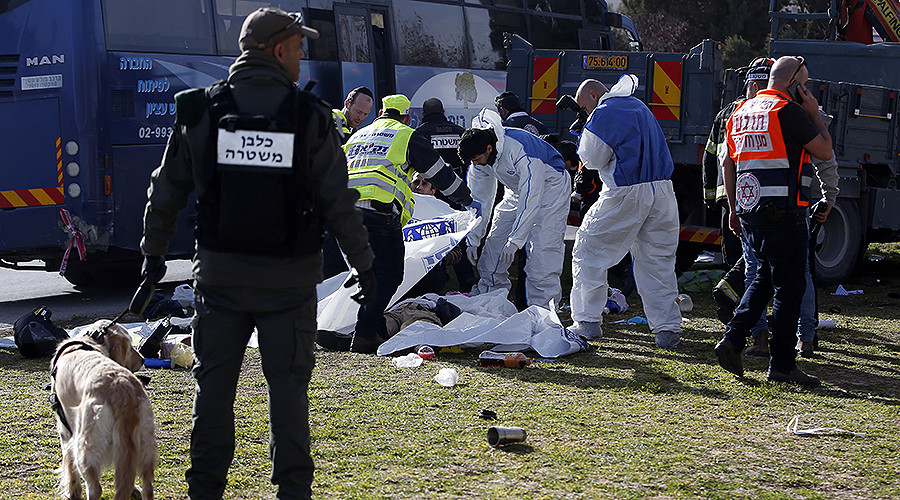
[714,56,833,387]
[338,94,478,353]
[332,86,374,144]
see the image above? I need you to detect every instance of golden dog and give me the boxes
[50,319,157,500]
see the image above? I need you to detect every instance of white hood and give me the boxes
[471,107,505,154]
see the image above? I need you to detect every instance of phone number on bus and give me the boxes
[138,126,173,140]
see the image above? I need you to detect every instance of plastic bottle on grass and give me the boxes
[478,350,531,368]
[144,358,173,369]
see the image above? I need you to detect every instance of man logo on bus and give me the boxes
[26,54,65,66]
[736,172,761,210]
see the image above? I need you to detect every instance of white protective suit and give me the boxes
[466,109,571,308]
[571,75,682,336]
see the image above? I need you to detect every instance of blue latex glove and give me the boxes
[466,199,482,218]
[499,240,518,266]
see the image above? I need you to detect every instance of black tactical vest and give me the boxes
[195,81,323,256]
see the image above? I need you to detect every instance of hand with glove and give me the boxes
[499,240,519,266]
[345,267,377,305]
[465,199,483,218]
[130,255,167,316]
[142,255,167,283]
[466,242,480,265]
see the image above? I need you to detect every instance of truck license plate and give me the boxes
[582,55,628,70]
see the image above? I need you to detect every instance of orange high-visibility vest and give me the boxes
[726,89,813,214]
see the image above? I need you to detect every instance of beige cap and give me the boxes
[239,8,319,51]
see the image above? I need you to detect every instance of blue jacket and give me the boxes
[577,95,673,188]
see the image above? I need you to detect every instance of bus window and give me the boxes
[102,0,217,55]
[394,0,467,68]
[214,1,307,56]
[465,6,526,70]
[338,11,370,63]
[306,8,338,61]
[529,15,581,49]
[528,0,579,16]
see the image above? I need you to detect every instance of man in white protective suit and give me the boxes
[569,75,683,349]
[457,108,571,309]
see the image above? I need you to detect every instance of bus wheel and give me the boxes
[813,198,864,286]
[63,249,143,288]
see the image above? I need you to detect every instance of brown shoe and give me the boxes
[744,330,769,357]
[766,367,821,387]
[796,339,815,358]
[349,333,384,354]
[714,338,744,377]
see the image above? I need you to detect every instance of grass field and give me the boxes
[1,244,898,499]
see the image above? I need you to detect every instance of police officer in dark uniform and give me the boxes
[138,8,375,498]
[415,97,477,292]
[495,91,548,136]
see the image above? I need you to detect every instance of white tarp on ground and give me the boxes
[316,195,477,334]
[375,290,589,358]
[315,195,588,358]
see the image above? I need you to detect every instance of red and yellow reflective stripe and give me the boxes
[651,60,682,121]
[679,225,722,245]
[531,57,559,114]
[0,137,66,208]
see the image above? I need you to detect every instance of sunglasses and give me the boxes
[788,55,806,82]
[264,12,304,45]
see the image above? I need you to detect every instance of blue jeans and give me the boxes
[797,213,817,342]
[740,233,769,337]
[355,210,404,340]
[724,210,808,372]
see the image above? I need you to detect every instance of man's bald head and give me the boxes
[576,79,609,114]
[769,56,807,91]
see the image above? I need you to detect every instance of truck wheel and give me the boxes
[813,198,864,285]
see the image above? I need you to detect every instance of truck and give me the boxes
[505,33,725,273]
[506,0,900,284]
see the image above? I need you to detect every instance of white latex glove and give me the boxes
[499,241,518,266]
[466,244,479,265]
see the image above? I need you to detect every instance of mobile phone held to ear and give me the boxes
[787,80,804,103]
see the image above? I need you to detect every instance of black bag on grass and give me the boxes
[13,307,69,358]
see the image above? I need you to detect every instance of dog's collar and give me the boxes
[50,339,100,378]
[49,339,101,436]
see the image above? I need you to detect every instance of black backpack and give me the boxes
[13,307,69,358]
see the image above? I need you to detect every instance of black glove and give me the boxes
[130,255,166,316]
[345,267,377,306]
[141,255,167,284]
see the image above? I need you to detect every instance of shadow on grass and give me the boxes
[491,443,533,454]
[0,349,52,375]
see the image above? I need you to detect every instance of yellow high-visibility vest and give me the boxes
[344,118,416,225]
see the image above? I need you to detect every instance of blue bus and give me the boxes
[0,0,638,285]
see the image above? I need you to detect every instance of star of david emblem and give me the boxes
[736,173,761,210]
